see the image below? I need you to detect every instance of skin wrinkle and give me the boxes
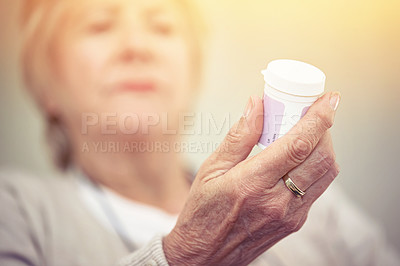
[205,183,296,264]
[207,207,243,262]
[200,167,226,183]
[287,136,315,164]
[207,209,260,262]
[169,187,241,263]
[302,163,340,207]
[288,132,335,190]
[239,157,275,189]
[164,93,340,265]
[223,221,288,265]
[237,166,278,196]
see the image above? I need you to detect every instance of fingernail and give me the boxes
[243,97,254,118]
[329,92,341,111]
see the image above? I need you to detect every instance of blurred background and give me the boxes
[1,0,399,254]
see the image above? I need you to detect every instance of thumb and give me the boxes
[200,95,264,177]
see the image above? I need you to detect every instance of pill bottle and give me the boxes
[258,59,326,149]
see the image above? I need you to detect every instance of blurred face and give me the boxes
[46,0,195,142]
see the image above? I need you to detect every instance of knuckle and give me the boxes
[287,136,313,164]
[316,112,334,130]
[324,169,336,184]
[267,203,287,222]
[293,220,305,232]
[269,207,286,222]
[333,163,341,177]
[218,127,243,156]
[326,173,336,184]
[284,219,298,233]
[317,150,336,171]
[266,198,290,222]
[225,127,243,146]
[325,164,340,184]
[285,215,307,233]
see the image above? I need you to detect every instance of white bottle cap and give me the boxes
[262,59,326,97]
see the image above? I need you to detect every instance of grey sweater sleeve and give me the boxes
[0,171,170,266]
[117,235,169,266]
[0,178,41,266]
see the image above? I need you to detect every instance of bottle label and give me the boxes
[258,95,285,148]
[258,95,310,149]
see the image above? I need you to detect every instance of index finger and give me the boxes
[244,91,341,184]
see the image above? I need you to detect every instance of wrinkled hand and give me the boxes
[164,92,341,265]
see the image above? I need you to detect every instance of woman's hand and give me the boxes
[163,92,341,265]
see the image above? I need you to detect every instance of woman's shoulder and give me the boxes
[0,168,129,265]
[0,167,77,207]
[0,166,70,185]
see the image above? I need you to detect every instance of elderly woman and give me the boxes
[0,0,398,265]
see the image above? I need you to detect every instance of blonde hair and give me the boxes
[20,0,205,170]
